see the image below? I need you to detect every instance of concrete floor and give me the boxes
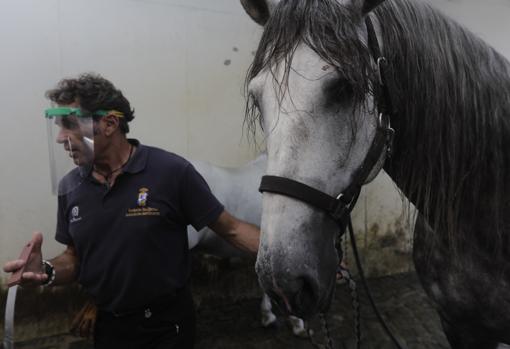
[6,272,449,349]
[7,272,510,349]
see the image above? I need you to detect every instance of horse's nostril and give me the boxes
[294,277,318,313]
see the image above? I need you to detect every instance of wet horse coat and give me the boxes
[240,0,510,347]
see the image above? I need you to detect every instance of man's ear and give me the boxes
[102,115,120,136]
[240,0,281,26]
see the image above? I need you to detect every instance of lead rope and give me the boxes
[338,232,361,349]
[307,233,361,349]
[307,313,333,349]
[347,217,406,349]
[309,217,405,349]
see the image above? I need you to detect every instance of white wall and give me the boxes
[0,0,509,282]
[0,0,262,278]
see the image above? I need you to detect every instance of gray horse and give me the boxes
[240,0,510,348]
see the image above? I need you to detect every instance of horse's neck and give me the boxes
[377,0,510,218]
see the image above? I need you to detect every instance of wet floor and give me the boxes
[8,272,455,349]
[195,272,449,349]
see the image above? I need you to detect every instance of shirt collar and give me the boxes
[123,139,148,174]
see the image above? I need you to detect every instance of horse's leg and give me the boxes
[260,293,277,327]
[440,316,499,349]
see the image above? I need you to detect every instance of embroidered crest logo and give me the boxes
[70,206,82,223]
[126,187,159,217]
[137,188,149,207]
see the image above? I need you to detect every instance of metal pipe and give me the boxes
[3,285,18,349]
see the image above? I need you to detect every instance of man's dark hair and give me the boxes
[45,73,135,134]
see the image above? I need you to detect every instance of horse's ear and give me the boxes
[240,0,280,26]
[361,0,385,15]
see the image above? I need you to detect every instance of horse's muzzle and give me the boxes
[255,254,334,319]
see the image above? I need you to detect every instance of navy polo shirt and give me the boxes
[55,139,224,312]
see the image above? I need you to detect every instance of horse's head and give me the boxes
[242,0,388,318]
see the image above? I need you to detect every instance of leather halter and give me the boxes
[258,17,406,349]
[259,17,396,229]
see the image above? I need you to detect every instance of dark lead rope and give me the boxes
[347,216,406,349]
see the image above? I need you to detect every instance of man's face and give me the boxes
[54,103,94,166]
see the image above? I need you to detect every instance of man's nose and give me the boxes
[56,129,69,144]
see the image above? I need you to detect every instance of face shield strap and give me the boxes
[92,110,124,118]
[45,107,83,117]
[45,108,124,119]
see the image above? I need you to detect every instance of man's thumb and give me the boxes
[31,231,44,253]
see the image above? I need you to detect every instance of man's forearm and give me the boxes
[230,220,260,255]
[210,211,260,255]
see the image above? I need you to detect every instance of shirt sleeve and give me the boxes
[55,196,73,245]
[180,163,224,231]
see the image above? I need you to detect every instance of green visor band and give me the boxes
[44,107,124,118]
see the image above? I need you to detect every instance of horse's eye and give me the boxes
[323,78,354,106]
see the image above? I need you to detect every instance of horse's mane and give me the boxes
[245,0,510,258]
[377,1,510,257]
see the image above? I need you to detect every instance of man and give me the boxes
[3,73,260,349]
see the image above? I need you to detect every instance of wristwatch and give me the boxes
[41,260,56,286]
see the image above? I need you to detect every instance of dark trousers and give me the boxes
[94,288,195,349]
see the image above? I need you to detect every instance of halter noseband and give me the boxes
[258,17,395,229]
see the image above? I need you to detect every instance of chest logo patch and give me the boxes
[126,187,160,217]
[137,188,149,207]
[70,206,82,223]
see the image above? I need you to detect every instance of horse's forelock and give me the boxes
[244,0,377,144]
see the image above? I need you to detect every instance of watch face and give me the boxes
[44,261,53,275]
[42,260,56,286]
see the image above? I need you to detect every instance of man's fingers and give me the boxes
[22,271,47,282]
[3,259,26,273]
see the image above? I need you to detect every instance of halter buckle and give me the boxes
[331,201,349,223]
[386,127,395,156]
[331,193,356,222]
[378,113,395,156]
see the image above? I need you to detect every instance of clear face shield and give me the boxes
[45,107,95,195]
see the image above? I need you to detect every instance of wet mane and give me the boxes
[377,1,510,256]
[245,0,510,258]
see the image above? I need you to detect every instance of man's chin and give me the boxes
[72,156,86,166]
